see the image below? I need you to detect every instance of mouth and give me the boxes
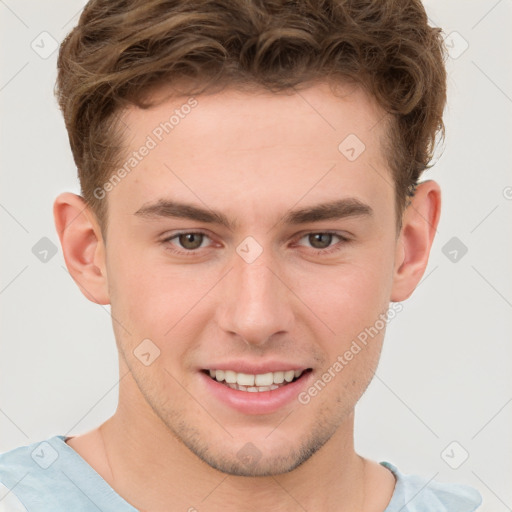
[201,368,313,392]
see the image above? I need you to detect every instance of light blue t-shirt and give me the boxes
[0,435,482,511]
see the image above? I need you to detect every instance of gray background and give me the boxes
[1,1,511,510]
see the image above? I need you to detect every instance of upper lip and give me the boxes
[201,361,311,374]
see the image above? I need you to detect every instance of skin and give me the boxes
[54,82,441,512]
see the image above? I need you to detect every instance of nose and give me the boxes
[216,251,295,347]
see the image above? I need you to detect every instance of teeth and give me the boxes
[237,373,255,386]
[207,368,306,389]
[254,372,273,386]
[284,370,295,382]
[224,370,237,384]
[273,371,284,384]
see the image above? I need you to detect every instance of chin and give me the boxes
[174,416,338,477]
[196,448,312,477]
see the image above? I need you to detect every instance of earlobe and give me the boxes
[53,192,110,305]
[390,180,441,302]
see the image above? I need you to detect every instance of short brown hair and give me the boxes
[56,0,447,234]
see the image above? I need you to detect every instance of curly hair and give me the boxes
[56,0,447,233]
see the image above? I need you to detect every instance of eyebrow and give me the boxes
[133,197,373,230]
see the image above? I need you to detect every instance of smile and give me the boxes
[203,368,311,392]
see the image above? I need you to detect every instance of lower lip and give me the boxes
[199,371,313,415]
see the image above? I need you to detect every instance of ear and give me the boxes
[391,180,441,302]
[53,192,110,305]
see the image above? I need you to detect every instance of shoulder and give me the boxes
[0,435,138,512]
[0,436,67,511]
[382,462,482,512]
[0,435,80,511]
[0,480,28,511]
[0,436,62,479]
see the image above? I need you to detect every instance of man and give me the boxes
[0,0,482,510]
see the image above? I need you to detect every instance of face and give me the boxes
[102,82,400,476]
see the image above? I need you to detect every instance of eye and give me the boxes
[306,233,335,249]
[161,230,350,257]
[296,232,349,253]
[163,231,212,253]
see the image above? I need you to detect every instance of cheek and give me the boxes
[105,243,174,337]
[106,246,219,362]
[294,254,393,340]
[294,260,392,409]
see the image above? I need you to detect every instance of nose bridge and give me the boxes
[218,248,294,346]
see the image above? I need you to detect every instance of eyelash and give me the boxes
[160,230,350,257]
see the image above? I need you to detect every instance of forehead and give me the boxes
[111,82,392,224]
[121,81,385,156]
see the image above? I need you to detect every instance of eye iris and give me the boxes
[179,233,203,250]
[309,233,332,249]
